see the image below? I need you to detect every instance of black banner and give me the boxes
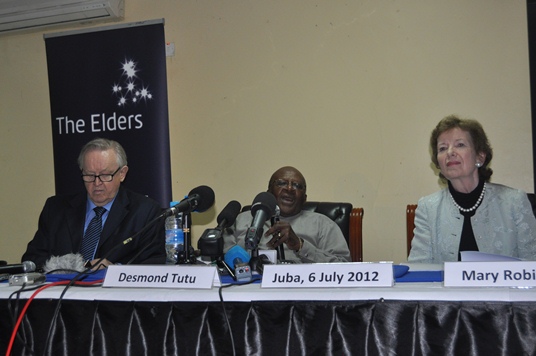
[45,20,171,207]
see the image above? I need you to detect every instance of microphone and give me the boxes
[271,205,285,261]
[223,245,252,282]
[198,200,242,260]
[216,200,242,229]
[43,253,86,274]
[164,185,215,217]
[107,186,215,266]
[0,261,36,275]
[245,192,277,251]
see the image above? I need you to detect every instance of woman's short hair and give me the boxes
[430,114,493,182]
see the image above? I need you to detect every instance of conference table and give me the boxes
[1,264,536,356]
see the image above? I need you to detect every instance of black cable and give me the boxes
[7,279,103,355]
[43,268,84,275]
[95,211,167,268]
[125,218,163,265]
[218,284,237,356]
[7,284,44,355]
[217,277,262,356]
[41,269,103,355]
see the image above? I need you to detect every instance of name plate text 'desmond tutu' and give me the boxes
[261,262,393,288]
[103,265,218,289]
[444,261,536,287]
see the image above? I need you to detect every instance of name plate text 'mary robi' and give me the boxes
[103,265,218,289]
[444,261,536,287]
[261,262,394,288]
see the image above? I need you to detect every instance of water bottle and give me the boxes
[165,201,184,264]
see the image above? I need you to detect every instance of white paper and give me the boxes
[261,262,394,288]
[460,251,520,262]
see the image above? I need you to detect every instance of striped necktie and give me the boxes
[80,206,106,261]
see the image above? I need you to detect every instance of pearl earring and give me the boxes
[476,162,482,167]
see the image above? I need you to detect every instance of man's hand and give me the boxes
[88,258,113,270]
[265,221,302,252]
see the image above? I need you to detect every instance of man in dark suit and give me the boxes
[22,138,165,270]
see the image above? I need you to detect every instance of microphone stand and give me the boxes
[249,211,279,272]
[249,249,272,275]
[248,248,261,273]
[101,211,167,267]
[176,213,196,264]
[247,233,272,275]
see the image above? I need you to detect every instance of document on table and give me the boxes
[460,251,520,262]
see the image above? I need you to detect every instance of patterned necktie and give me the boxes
[80,207,107,261]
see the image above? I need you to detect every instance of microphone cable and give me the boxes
[7,283,47,356]
[7,267,102,356]
[40,267,105,356]
[124,214,165,265]
[217,276,262,356]
[5,278,103,356]
[98,209,168,267]
[7,269,93,354]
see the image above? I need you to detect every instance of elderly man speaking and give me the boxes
[224,166,351,263]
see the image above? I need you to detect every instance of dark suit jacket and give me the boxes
[22,186,166,269]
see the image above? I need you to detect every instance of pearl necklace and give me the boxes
[449,182,486,213]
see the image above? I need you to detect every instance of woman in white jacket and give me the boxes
[408,115,536,263]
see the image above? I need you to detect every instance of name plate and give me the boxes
[444,261,536,287]
[261,262,393,288]
[103,265,218,289]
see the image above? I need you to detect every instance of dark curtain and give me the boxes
[1,299,536,355]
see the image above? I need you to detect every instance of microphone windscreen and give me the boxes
[216,200,242,227]
[224,245,251,267]
[43,253,86,274]
[250,192,277,217]
[189,185,215,212]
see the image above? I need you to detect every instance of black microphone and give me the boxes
[1,261,36,275]
[164,185,215,217]
[245,192,277,251]
[272,205,285,261]
[216,200,242,228]
[108,186,215,266]
[198,200,242,260]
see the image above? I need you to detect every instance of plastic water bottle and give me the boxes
[165,201,184,264]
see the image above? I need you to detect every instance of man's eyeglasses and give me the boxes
[272,179,306,191]
[81,167,122,183]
